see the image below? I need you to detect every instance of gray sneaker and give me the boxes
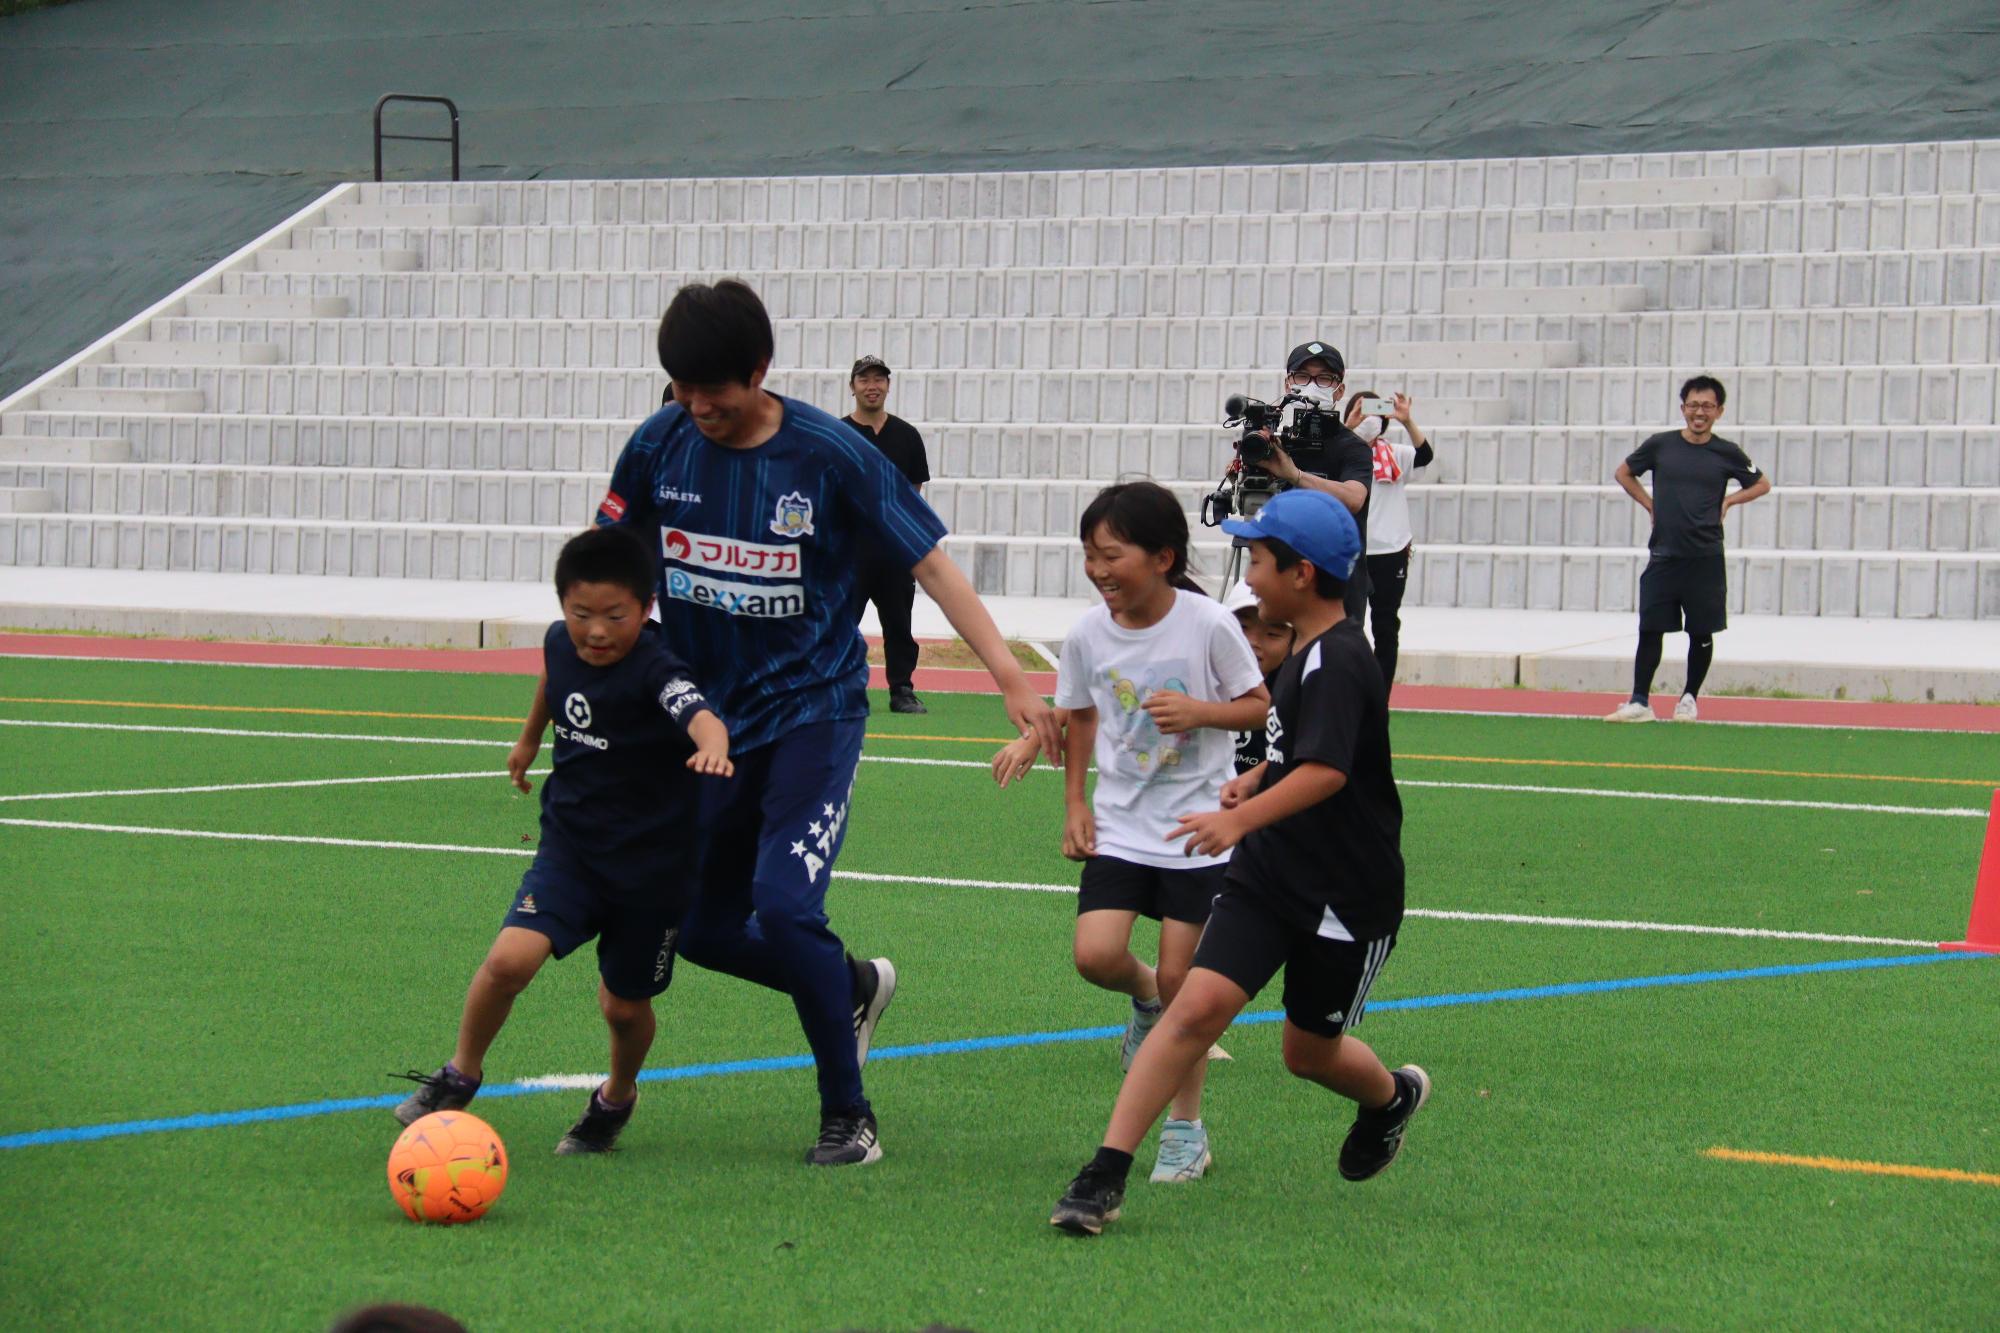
[1120,997,1163,1070]
[391,1063,480,1126]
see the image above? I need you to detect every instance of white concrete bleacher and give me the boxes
[1,141,1997,628]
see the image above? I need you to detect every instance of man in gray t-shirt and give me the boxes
[1604,376,1770,723]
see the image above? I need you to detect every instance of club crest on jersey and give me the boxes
[564,692,593,730]
[769,491,815,539]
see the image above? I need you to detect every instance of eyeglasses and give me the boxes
[1681,401,1719,413]
[1287,372,1341,389]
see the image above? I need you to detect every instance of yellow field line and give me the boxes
[1,696,1990,789]
[0,696,521,723]
[1704,1146,2000,1188]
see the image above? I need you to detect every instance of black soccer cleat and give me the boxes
[554,1085,637,1156]
[1050,1167,1125,1236]
[806,1110,882,1166]
[888,686,928,715]
[391,1064,480,1126]
[1338,1064,1431,1182]
[851,954,897,1066]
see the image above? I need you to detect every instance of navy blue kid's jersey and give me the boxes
[540,620,714,895]
[596,395,949,753]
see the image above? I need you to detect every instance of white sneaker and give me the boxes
[1604,700,1655,723]
[1674,694,1699,722]
[1150,1118,1212,1182]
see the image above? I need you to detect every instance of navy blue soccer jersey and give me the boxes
[596,395,949,753]
[539,620,715,895]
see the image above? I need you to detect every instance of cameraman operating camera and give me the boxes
[1242,341,1375,619]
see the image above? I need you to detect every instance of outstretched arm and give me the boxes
[913,547,1062,761]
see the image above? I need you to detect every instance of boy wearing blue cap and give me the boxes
[1050,488,1427,1236]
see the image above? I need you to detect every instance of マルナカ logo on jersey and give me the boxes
[564,692,593,730]
[770,491,815,539]
[661,526,801,577]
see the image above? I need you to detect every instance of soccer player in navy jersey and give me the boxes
[597,281,1059,1165]
[394,526,731,1156]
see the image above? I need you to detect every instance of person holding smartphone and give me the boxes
[1347,391,1432,695]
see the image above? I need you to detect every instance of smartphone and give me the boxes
[1356,396,1395,415]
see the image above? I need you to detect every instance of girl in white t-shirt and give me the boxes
[992,481,1268,1183]
[1348,390,1434,695]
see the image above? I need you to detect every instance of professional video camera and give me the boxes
[1199,391,1343,526]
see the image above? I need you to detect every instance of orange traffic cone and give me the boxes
[1940,790,2000,954]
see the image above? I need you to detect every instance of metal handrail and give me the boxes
[373,94,461,182]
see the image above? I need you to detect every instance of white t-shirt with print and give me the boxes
[1054,590,1265,869]
[1366,435,1422,554]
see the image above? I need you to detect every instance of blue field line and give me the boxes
[1,951,1986,1152]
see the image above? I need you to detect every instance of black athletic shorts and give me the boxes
[1077,855,1223,925]
[1638,553,1727,636]
[1191,888,1396,1038]
[501,833,685,1001]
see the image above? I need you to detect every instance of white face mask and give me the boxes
[1353,415,1384,442]
[1293,382,1338,411]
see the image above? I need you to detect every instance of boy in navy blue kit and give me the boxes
[598,280,1058,1165]
[394,525,731,1155]
[1051,490,1429,1235]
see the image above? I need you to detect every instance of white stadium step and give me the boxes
[323,204,492,227]
[223,251,2000,321]
[185,294,353,319]
[113,341,284,366]
[255,249,421,273]
[0,436,135,463]
[0,487,55,514]
[1371,340,1582,370]
[1575,176,1784,206]
[35,388,206,413]
[1445,285,1650,314]
[1512,228,1715,260]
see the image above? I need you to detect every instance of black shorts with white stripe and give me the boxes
[1191,888,1396,1039]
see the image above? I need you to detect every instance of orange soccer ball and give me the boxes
[387,1111,509,1224]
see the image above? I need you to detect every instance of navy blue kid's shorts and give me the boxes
[501,832,686,1001]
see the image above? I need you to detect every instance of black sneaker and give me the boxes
[555,1085,637,1156]
[851,954,897,1066]
[1050,1167,1125,1236]
[889,687,927,715]
[806,1109,882,1166]
[391,1064,480,1126]
[1338,1064,1431,1182]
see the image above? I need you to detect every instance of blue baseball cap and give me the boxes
[1221,489,1361,580]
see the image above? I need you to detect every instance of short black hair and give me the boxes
[554,525,656,605]
[657,280,774,386]
[1263,536,1346,601]
[1680,375,1727,407]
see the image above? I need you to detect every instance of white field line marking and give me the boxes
[0,815,1939,949]
[1397,777,1986,818]
[1393,704,1998,737]
[0,769,549,804]
[0,718,1985,819]
[515,1074,604,1091]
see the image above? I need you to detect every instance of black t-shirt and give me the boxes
[1234,668,1278,774]
[842,413,931,488]
[1289,411,1373,619]
[540,621,715,895]
[1225,619,1404,939]
[1624,430,1761,557]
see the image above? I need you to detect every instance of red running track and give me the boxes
[1,632,1993,732]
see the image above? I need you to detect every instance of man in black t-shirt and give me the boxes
[1606,376,1770,723]
[1243,341,1376,620]
[842,355,933,714]
[1050,489,1428,1238]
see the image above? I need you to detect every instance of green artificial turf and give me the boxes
[0,656,1996,1330]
